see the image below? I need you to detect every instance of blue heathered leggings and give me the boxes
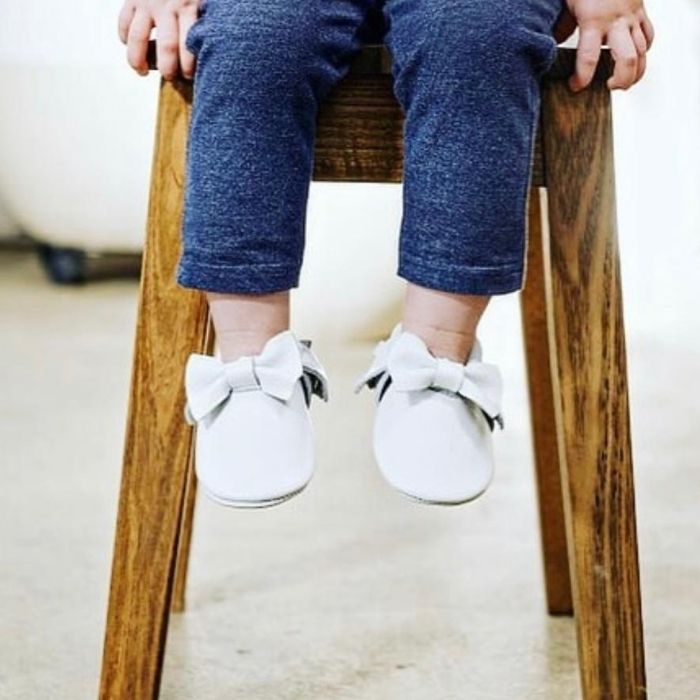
[176,0,564,296]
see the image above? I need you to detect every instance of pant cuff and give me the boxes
[176,255,300,294]
[397,252,524,296]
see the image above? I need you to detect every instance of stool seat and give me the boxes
[101,40,646,700]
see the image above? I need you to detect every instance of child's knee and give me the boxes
[388,0,559,94]
[188,0,318,91]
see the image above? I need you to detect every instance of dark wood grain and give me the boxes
[541,52,646,700]
[520,187,573,616]
[314,71,405,182]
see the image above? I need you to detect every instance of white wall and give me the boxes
[613,0,700,341]
[0,1,129,66]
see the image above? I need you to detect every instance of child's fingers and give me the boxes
[630,23,648,56]
[179,7,199,80]
[630,23,648,83]
[154,10,181,80]
[126,8,154,76]
[118,2,135,45]
[569,26,602,92]
[638,10,655,51]
[635,51,647,84]
[606,22,638,90]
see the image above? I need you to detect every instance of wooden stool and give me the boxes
[99,34,646,700]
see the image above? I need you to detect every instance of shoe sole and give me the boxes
[199,483,308,509]
[392,483,490,507]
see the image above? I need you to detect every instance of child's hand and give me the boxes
[117,0,201,80]
[554,0,654,92]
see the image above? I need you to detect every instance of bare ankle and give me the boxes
[401,321,475,363]
[215,327,287,361]
[401,283,490,363]
[206,290,290,362]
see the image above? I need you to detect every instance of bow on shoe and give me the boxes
[184,331,329,425]
[355,328,504,431]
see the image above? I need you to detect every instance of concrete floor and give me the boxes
[1,249,699,699]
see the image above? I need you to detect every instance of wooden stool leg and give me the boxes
[520,187,573,616]
[171,316,214,613]
[170,438,198,614]
[99,79,209,699]
[540,70,647,697]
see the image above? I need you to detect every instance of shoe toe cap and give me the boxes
[194,388,315,505]
[374,388,495,505]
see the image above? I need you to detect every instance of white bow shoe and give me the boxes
[183,329,329,508]
[354,323,504,506]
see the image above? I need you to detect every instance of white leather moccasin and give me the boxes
[354,322,504,506]
[183,329,329,508]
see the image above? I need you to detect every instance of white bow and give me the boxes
[184,331,328,424]
[354,327,504,430]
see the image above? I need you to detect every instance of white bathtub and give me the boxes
[0,65,158,252]
[0,3,161,251]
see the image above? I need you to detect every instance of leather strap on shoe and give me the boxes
[298,339,330,405]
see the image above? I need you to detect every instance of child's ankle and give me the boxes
[216,326,288,362]
[401,321,476,364]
